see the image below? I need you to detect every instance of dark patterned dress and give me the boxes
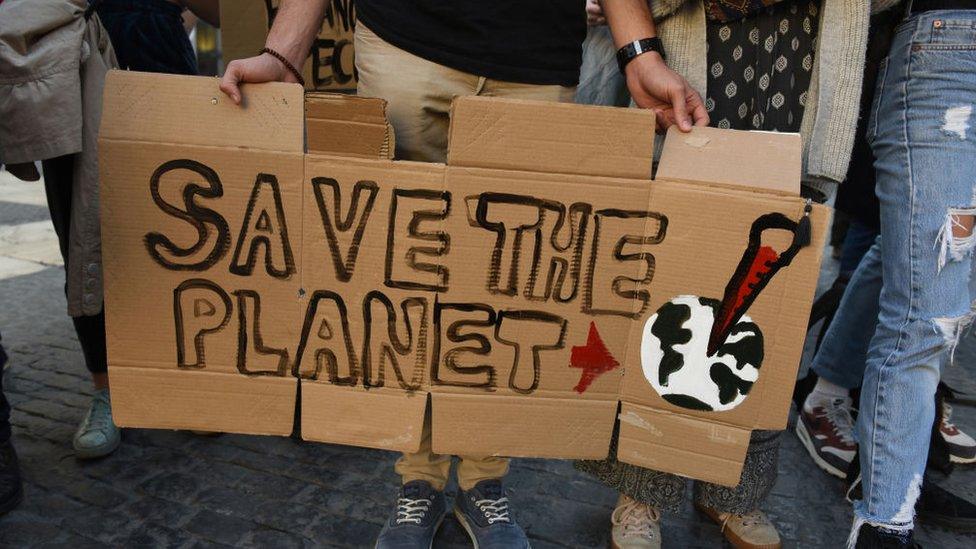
[576,0,821,514]
[706,0,821,132]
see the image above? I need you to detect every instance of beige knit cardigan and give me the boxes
[649,0,901,189]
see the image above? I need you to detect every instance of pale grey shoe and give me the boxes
[73,389,121,459]
[611,494,661,549]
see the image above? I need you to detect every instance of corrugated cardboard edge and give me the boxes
[100,70,304,152]
[616,402,748,487]
[431,393,616,459]
[447,96,656,179]
[305,92,395,159]
[656,126,801,195]
[751,201,831,430]
[301,383,426,452]
[110,367,297,435]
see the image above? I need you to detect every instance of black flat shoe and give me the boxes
[853,524,920,548]
[916,480,976,533]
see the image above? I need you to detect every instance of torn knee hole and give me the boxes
[933,313,975,363]
[951,212,975,238]
[942,105,972,140]
[937,208,976,269]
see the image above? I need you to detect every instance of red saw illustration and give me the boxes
[570,322,620,394]
[706,208,811,356]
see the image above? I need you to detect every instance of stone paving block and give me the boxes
[0,202,50,227]
[304,514,383,547]
[245,528,309,549]
[0,256,48,279]
[250,497,324,534]
[15,488,84,520]
[139,471,207,503]
[77,448,156,484]
[40,387,96,410]
[518,493,613,547]
[0,173,49,206]
[60,505,142,544]
[310,447,393,481]
[0,517,64,546]
[183,456,258,487]
[124,494,197,528]
[33,534,106,549]
[134,443,200,471]
[119,523,196,548]
[4,378,45,399]
[194,486,274,521]
[18,418,76,444]
[184,509,256,546]
[17,398,75,420]
[186,538,238,549]
[58,476,132,509]
[231,468,314,502]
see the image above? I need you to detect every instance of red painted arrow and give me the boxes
[570,322,620,394]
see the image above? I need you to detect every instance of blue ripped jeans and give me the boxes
[814,10,976,534]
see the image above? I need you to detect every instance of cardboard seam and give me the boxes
[620,401,769,432]
[300,379,431,398]
[98,136,297,154]
[617,433,748,463]
[652,178,805,203]
[618,429,749,466]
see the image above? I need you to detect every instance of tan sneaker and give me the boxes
[610,494,661,549]
[695,504,781,549]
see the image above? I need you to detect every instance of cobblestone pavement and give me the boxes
[2,170,976,548]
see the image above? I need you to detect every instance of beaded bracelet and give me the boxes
[261,47,306,87]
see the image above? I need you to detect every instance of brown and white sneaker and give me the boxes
[610,494,661,549]
[696,504,781,549]
[941,402,976,464]
[796,396,857,478]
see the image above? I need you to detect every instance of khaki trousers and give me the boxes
[354,23,575,490]
[355,23,576,164]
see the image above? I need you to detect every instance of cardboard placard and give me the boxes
[99,71,829,486]
[220,0,356,91]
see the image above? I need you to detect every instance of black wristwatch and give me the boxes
[616,38,666,73]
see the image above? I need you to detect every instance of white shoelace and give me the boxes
[475,496,511,524]
[823,398,856,445]
[395,497,431,524]
[611,499,660,539]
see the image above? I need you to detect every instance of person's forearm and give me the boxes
[602,0,658,48]
[264,0,329,69]
[181,0,220,28]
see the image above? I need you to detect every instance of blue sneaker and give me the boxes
[454,479,530,549]
[73,389,121,459]
[375,480,447,548]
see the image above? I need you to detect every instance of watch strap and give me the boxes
[616,38,666,73]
